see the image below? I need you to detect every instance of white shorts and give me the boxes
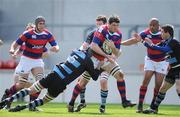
[15,56,44,74]
[144,56,169,75]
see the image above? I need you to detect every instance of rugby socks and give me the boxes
[27,99,44,108]
[152,92,166,110]
[100,90,108,107]
[7,84,17,96]
[6,88,30,102]
[30,92,40,102]
[69,84,82,106]
[117,80,127,102]
[150,88,159,108]
[138,86,147,105]
[80,88,86,104]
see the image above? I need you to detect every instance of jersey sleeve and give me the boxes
[16,31,29,45]
[48,33,57,46]
[85,30,95,44]
[139,31,146,40]
[92,27,105,46]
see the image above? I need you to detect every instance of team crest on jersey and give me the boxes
[32,35,37,39]
[147,35,152,38]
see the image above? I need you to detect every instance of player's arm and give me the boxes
[48,34,60,53]
[79,30,94,50]
[50,45,59,53]
[42,47,49,58]
[105,40,120,57]
[90,42,108,58]
[121,33,142,46]
[143,38,171,52]
[79,42,90,51]
[9,41,20,55]
[144,42,171,52]
[10,31,28,56]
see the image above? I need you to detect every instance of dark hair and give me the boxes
[35,16,45,26]
[161,24,174,38]
[108,15,120,24]
[96,15,107,24]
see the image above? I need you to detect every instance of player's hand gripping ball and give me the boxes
[102,40,112,54]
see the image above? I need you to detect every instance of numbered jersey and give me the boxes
[53,49,101,85]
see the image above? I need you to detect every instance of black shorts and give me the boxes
[39,71,66,97]
[165,67,180,84]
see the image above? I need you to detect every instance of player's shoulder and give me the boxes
[140,28,149,34]
[43,28,53,35]
[97,25,107,32]
[22,28,33,34]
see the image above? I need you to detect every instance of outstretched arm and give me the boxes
[121,33,142,46]
[143,38,171,52]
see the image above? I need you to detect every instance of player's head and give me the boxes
[96,15,107,27]
[25,23,35,30]
[108,15,120,33]
[149,18,160,33]
[35,16,45,32]
[161,24,174,39]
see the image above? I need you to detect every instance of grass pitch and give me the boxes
[0,103,179,117]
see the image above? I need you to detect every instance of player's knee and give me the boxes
[109,65,123,79]
[100,80,108,90]
[114,71,124,80]
[35,73,44,81]
[16,82,26,89]
[79,82,87,89]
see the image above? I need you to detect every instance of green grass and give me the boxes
[0,103,180,117]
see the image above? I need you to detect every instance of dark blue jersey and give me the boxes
[53,49,102,85]
[85,29,96,44]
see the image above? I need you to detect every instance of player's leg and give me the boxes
[99,71,109,113]
[78,77,86,107]
[143,80,173,114]
[29,67,44,111]
[1,57,32,103]
[8,72,63,112]
[137,57,155,112]
[101,61,136,108]
[1,73,19,101]
[150,72,164,107]
[149,60,168,109]
[175,79,180,98]
[0,81,42,110]
[69,72,90,112]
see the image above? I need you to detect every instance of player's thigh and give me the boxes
[101,61,123,80]
[142,70,154,86]
[154,72,165,88]
[31,67,44,81]
[155,60,169,75]
[144,56,155,71]
[79,73,90,88]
